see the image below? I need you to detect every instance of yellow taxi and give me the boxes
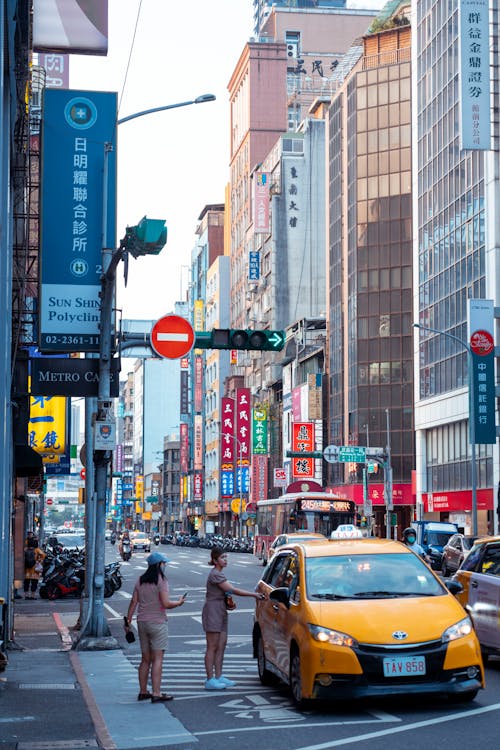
[452,535,500,662]
[253,538,484,708]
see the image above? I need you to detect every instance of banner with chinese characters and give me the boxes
[252,172,270,233]
[252,407,268,454]
[194,415,203,470]
[29,395,68,455]
[292,421,315,479]
[180,422,189,473]
[220,397,235,498]
[468,298,496,443]
[250,455,268,504]
[458,0,491,150]
[236,389,251,499]
[194,356,203,412]
[193,472,203,501]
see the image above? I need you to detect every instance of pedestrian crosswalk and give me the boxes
[124,650,268,699]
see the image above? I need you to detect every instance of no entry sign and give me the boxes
[150,315,195,359]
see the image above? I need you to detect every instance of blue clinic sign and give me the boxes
[249,251,260,281]
[40,89,117,352]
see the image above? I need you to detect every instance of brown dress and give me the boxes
[201,569,228,633]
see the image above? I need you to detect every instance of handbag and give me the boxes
[225,593,236,611]
[124,616,136,643]
[34,561,43,574]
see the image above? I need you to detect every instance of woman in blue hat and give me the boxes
[125,551,186,702]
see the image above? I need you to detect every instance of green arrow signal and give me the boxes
[269,331,285,349]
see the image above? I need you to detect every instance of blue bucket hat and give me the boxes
[146,551,170,566]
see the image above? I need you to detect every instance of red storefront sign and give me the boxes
[328,483,414,506]
[423,488,493,512]
[292,422,315,479]
[236,388,251,465]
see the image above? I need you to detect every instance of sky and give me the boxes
[69,0,382,326]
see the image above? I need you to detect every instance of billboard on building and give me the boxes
[221,397,235,498]
[468,298,496,443]
[39,89,117,352]
[29,395,68,456]
[194,415,203,470]
[33,0,108,55]
[252,407,268,454]
[180,422,188,473]
[252,172,270,233]
[38,54,70,88]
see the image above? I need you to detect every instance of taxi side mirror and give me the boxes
[444,579,463,596]
[270,587,290,608]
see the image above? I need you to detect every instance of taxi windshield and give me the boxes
[305,553,444,600]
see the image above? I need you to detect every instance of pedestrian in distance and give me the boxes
[23,536,45,599]
[124,551,186,703]
[202,546,266,690]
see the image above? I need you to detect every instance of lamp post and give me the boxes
[414,323,478,535]
[76,94,216,649]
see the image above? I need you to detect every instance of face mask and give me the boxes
[407,536,416,544]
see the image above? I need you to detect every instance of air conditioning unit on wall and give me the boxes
[287,41,299,59]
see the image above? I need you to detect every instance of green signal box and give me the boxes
[195,328,285,352]
[124,216,167,257]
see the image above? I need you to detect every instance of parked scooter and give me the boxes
[110,531,116,545]
[154,534,160,546]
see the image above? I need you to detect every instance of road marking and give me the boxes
[104,603,122,619]
[117,590,132,599]
[295,701,500,749]
[0,716,36,723]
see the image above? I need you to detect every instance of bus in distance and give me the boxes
[254,492,356,564]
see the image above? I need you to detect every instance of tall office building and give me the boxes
[413,0,499,534]
[327,5,414,534]
[252,0,347,36]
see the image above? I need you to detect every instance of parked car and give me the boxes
[453,536,500,662]
[441,534,479,576]
[55,533,85,551]
[130,531,151,552]
[268,532,326,562]
[330,523,363,539]
[411,521,459,570]
[252,537,484,708]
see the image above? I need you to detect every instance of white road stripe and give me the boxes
[295,702,500,750]
[117,590,132,599]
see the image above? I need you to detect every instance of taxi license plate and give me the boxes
[383,656,426,677]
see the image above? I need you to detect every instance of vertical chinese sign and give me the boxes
[251,407,268,505]
[220,397,235,500]
[468,299,496,444]
[458,0,491,150]
[236,389,251,494]
[39,89,117,352]
[292,422,315,479]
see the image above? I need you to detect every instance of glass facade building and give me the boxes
[413,0,494,529]
[328,23,415,524]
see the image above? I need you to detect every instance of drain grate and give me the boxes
[18,683,76,690]
[18,741,98,750]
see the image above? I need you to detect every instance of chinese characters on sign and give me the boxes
[40,89,117,352]
[220,397,235,498]
[39,54,70,88]
[29,395,67,455]
[252,172,270,233]
[458,0,491,149]
[292,421,315,479]
[249,251,260,281]
[252,407,268,455]
[236,389,251,494]
[468,299,496,444]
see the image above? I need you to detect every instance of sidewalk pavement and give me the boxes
[0,606,195,750]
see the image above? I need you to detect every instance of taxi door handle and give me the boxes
[272,604,279,612]
[471,580,478,588]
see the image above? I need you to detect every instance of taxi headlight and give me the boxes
[442,616,473,643]
[308,624,357,648]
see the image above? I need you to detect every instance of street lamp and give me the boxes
[414,323,478,535]
[76,94,216,649]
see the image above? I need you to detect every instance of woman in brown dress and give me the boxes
[202,546,265,690]
[23,536,45,599]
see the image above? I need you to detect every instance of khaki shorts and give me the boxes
[138,620,168,651]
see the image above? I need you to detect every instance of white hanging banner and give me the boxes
[458,0,491,150]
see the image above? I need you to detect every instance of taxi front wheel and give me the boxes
[290,648,310,710]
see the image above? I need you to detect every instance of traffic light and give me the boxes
[195,328,285,351]
[123,216,167,257]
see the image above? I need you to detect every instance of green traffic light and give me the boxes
[194,328,285,351]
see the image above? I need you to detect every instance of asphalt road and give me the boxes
[26,542,500,750]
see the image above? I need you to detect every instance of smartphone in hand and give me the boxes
[182,592,188,599]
